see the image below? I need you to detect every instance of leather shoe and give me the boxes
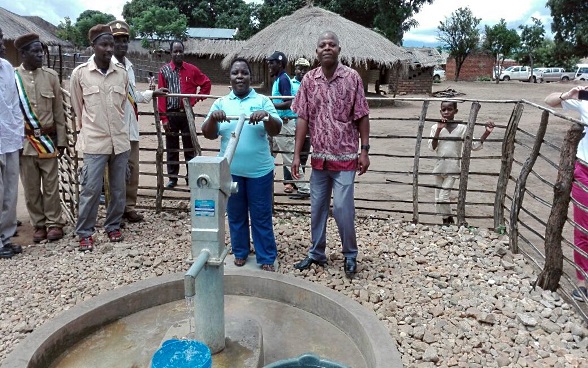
[289,192,310,200]
[123,210,144,223]
[0,246,14,259]
[5,243,22,254]
[47,227,64,241]
[344,257,357,278]
[166,180,177,189]
[33,227,47,243]
[294,257,326,270]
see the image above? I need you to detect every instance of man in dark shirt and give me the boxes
[158,40,211,189]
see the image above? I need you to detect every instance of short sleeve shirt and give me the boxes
[562,99,588,162]
[291,63,369,171]
[203,89,282,178]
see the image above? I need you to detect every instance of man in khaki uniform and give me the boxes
[70,24,129,251]
[14,33,67,243]
[106,20,166,223]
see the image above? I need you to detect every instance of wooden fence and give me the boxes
[57,92,588,322]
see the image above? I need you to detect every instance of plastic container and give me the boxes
[264,353,349,368]
[151,339,212,368]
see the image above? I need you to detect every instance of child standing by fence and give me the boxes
[428,101,494,225]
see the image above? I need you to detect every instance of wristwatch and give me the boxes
[360,144,370,152]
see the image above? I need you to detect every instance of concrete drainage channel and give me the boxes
[3,269,401,368]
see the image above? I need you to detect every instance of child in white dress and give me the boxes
[428,101,494,224]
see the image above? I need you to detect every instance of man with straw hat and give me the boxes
[70,24,129,251]
[107,20,167,223]
[0,27,24,258]
[14,33,67,243]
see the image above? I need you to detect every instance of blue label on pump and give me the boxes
[194,200,215,217]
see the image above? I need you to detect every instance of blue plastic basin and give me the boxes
[151,339,212,368]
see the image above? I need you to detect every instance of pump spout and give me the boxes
[184,250,211,298]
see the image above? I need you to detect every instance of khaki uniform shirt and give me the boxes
[70,58,129,154]
[16,65,67,156]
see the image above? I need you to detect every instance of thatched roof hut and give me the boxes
[0,8,68,46]
[221,5,410,69]
[1,7,70,66]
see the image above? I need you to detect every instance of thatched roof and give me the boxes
[0,8,69,46]
[405,47,443,68]
[128,39,244,58]
[221,5,410,68]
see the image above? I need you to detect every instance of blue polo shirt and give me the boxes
[203,89,282,178]
[272,71,296,118]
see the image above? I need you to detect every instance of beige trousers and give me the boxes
[20,155,65,228]
[125,141,140,212]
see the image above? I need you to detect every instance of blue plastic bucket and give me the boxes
[151,339,212,368]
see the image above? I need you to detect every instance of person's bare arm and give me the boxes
[292,118,309,180]
[357,115,370,175]
[545,86,586,107]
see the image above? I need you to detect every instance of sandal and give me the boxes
[283,184,294,193]
[261,264,275,272]
[79,236,94,251]
[234,258,246,267]
[107,229,123,242]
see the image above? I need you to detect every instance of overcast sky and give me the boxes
[0,0,552,47]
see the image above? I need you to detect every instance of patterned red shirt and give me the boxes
[292,63,369,171]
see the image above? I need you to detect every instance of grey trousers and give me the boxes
[0,150,19,247]
[76,150,130,238]
[125,141,140,213]
[272,118,310,194]
[308,169,358,262]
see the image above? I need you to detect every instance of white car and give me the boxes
[433,68,445,81]
[499,66,532,82]
[575,64,588,81]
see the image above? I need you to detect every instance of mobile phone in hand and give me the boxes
[579,89,588,100]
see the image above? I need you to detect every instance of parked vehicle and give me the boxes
[575,64,588,81]
[433,67,445,81]
[537,67,575,82]
[499,66,533,82]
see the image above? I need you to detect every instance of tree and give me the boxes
[547,0,588,59]
[437,7,481,81]
[75,10,116,47]
[373,0,434,44]
[133,6,188,46]
[518,17,545,80]
[483,19,520,84]
[56,17,80,48]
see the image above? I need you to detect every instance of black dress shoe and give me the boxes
[5,243,22,254]
[166,180,177,189]
[344,257,357,277]
[0,246,14,259]
[289,192,310,200]
[294,257,326,270]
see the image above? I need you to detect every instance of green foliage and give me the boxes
[75,10,116,47]
[56,17,80,47]
[518,18,545,72]
[437,7,481,81]
[547,0,588,59]
[133,6,188,43]
[121,0,432,43]
[483,19,520,84]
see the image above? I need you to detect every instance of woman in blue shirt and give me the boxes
[202,58,282,271]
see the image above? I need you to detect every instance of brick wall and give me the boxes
[446,53,496,81]
[387,66,434,95]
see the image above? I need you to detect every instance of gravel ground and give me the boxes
[1,209,587,367]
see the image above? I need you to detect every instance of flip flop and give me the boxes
[284,184,294,193]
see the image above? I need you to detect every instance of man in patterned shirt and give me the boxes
[157,40,211,189]
[291,31,370,278]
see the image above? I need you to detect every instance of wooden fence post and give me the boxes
[412,100,429,223]
[509,110,549,253]
[183,97,202,157]
[153,98,164,213]
[494,102,524,231]
[456,101,481,226]
[536,122,584,291]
